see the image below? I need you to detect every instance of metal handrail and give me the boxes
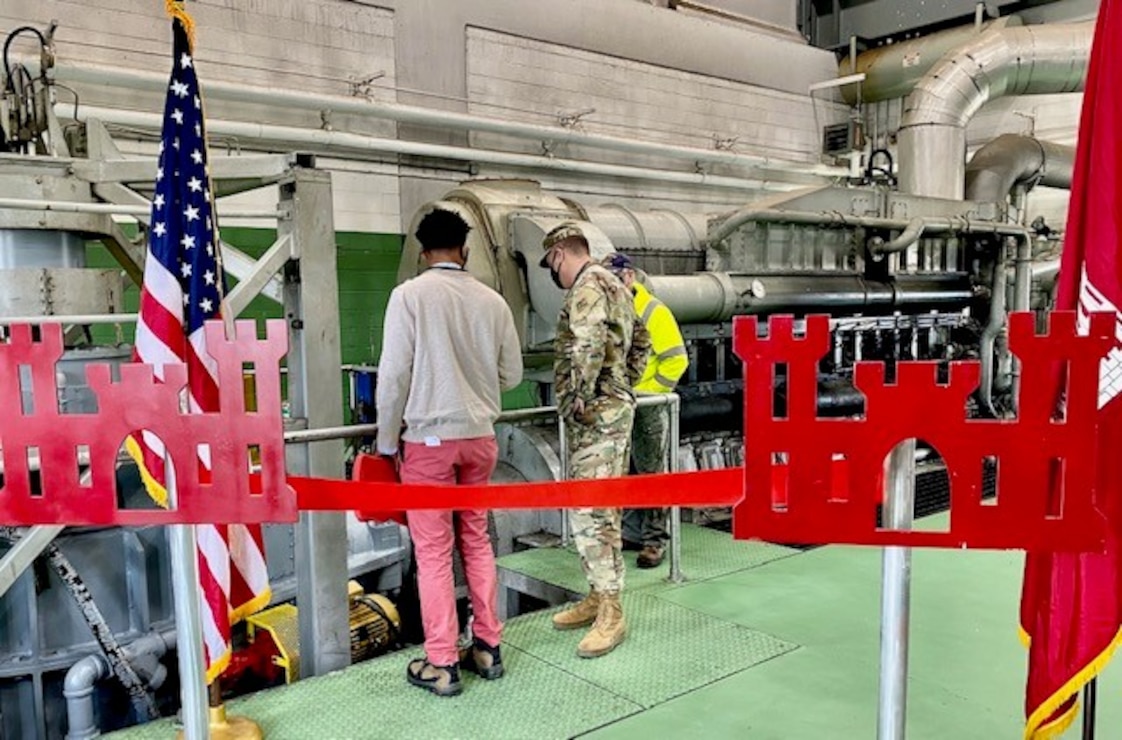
[284,393,688,578]
[282,393,677,443]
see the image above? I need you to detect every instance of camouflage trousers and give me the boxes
[622,401,670,547]
[566,399,634,594]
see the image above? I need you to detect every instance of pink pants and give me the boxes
[401,436,502,666]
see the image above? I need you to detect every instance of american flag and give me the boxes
[127,11,270,684]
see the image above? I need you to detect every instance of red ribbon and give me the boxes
[288,467,743,512]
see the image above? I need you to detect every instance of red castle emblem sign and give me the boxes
[0,310,1113,554]
[733,311,1114,552]
[0,319,295,526]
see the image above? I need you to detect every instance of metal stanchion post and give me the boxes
[559,416,570,546]
[667,393,683,583]
[1082,678,1098,740]
[169,524,210,740]
[877,439,915,740]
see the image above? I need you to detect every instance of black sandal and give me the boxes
[406,658,463,697]
[460,639,504,680]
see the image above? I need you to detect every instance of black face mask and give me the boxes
[547,251,565,289]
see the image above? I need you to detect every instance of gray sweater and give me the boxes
[376,266,523,454]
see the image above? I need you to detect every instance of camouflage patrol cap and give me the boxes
[539,222,587,267]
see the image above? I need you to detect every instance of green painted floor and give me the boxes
[110,521,1122,739]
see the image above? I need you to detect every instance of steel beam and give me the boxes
[0,526,64,600]
[279,163,351,678]
[225,235,292,316]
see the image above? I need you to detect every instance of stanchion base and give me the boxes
[177,705,264,740]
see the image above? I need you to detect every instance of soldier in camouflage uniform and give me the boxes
[538,222,651,658]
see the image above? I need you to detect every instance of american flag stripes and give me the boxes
[127,11,270,684]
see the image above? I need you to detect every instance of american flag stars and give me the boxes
[144,30,222,335]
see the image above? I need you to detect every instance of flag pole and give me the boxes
[877,439,915,740]
[169,524,211,740]
[1081,678,1097,740]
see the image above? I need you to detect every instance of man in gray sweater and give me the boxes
[376,208,523,696]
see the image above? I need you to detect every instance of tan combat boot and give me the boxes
[576,592,626,658]
[552,590,601,630]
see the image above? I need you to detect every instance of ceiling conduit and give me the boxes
[897,22,1092,199]
[36,59,840,184]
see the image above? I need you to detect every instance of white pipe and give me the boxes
[46,60,843,183]
[70,105,805,194]
[0,197,278,220]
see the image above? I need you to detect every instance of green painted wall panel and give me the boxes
[86,228,403,367]
[86,227,540,411]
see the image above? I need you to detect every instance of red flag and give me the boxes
[1020,3,1122,737]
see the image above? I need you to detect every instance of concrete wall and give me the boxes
[3,0,845,233]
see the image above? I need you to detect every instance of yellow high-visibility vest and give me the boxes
[632,282,688,394]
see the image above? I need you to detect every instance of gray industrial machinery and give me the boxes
[0,9,1084,737]
[398,177,1052,542]
[0,27,407,736]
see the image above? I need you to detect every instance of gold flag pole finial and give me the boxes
[165,0,196,49]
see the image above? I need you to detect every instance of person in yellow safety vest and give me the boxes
[603,253,689,568]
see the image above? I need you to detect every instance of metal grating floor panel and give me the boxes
[504,593,797,709]
[107,645,642,740]
[497,523,798,596]
[109,525,800,740]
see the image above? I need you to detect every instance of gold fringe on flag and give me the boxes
[164,0,196,49]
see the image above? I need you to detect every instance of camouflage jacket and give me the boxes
[554,263,651,422]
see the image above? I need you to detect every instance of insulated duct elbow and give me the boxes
[898,22,1091,198]
[964,133,1075,203]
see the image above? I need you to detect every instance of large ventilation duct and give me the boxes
[964,133,1075,203]
[837,17,1023,105]
[898,22,1092,199]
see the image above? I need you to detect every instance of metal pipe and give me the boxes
[965,134,1076,203]
[44,60,841,182]
[559,416,570,547]
[648,272,975,323]
[877,217,926,255]
[979,244,1008,416]
[284,423,379,444]
[1083,677,1098,740]
[0,196,279,219]
[64,655,108,740]
[874,218,1031,255]
[878,440,915,740]
[837,18,1023,105]
[708,207,1030,252]
[898,22,1092,199]
[1032,258,1061,286]
[667,393,683,584]
[70,104,799,195]
[1011,235,1033,407]
[65,630,174,740]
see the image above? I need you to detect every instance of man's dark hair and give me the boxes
[416,208,471,251]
